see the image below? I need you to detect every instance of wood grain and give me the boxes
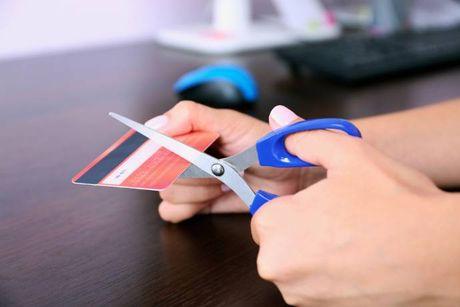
[1,41,460,306]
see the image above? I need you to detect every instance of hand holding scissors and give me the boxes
[109,113,361,215]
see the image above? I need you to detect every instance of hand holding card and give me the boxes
[72,129,219,191]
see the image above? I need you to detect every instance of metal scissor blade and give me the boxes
[109,112,219,178]
[181,146,258,178]
[109,112,256,207]
[222,146,258,172]
[180,165,212,178]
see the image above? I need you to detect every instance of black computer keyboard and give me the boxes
[276,26,460,82]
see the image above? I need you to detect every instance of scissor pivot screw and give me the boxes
[211,163,225,176]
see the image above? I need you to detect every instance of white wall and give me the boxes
[0,1,224,59]
[0,0,274,60]
[0,0,210,59]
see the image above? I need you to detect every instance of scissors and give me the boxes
[109,112,361,215]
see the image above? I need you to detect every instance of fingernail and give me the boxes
[221,184,231,192]
[145,115,168,130]
[270,105,298,127]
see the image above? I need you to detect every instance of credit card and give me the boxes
[72,130,219,190]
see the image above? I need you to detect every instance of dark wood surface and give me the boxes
[2,41,460,307]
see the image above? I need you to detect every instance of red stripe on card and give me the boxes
[120,132,215,190]
[144,133,201,189]
[122,146,178,189]
[153,133,199,186]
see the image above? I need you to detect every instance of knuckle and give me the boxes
[278,281,325,305]
[265,196,294,214]
[175,100,197,113]
[250,213,265,232]
[167,100,198,121]
[158,202,173,222]
[251,196,292,233]
[256,256,278,281]
[250,213,270,240]
[282,294,301,306]
[159,188,175,202]
[256,247,293,282]
[158,202,184,223]
[257,255,291,282]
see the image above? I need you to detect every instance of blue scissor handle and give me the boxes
[250,190,279,215]
[256,118,361,168]
[250,118,361,215]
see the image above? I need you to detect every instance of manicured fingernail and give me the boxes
[145,115,168,130]
[270,105,298,127]
[221,184,231,192]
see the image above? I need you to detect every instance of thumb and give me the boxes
[286,129,365,172]
[269,105,364,172]
[145,100,210,135]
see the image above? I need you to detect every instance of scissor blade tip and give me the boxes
[108,112,127,122]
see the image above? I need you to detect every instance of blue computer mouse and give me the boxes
[174,65,258,108]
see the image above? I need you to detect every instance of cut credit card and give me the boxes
[72,130,219,191]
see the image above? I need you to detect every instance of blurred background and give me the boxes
[2,0,460,89]
[0,0,273,60]
[1,0,460,60]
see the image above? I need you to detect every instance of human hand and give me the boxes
[149,101,308,222]
[251,107,460,306]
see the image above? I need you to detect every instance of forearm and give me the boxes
[354,99,460,188]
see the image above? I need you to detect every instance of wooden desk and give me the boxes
[2,42,460,306]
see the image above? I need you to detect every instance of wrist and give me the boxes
[420,192,460,299]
